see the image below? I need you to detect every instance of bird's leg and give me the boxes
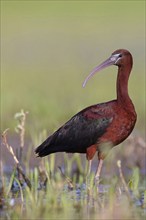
[94,159,103,186]
[86,160,92,188]
[87,159,92,176]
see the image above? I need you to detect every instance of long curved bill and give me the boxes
[82,55,117,87]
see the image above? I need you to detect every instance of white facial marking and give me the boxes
[110,53,121,63]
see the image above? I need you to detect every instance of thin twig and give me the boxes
[2,129,31,189]
[2,129,19,164]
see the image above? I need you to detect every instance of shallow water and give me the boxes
[1,180,145,220]
[1,135,146,219]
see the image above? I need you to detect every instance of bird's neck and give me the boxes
[117,65,132,107]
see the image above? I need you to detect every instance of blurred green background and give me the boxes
[1,1,145,136]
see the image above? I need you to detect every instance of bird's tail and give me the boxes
[35,143,56,157]
[35,135,68,157]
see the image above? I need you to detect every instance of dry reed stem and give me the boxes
[38,159,49,187]
[117,160,131,200]
[15,109,29,161]
[2,129,31,189]
[58,166,74,190]
[0,151,4,188]
[2,129,19,164]
[0,159,5,208]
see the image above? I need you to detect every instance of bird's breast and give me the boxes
[98,108,136,147]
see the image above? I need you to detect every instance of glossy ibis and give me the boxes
[35,49,137,182]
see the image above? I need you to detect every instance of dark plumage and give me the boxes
[35,104,112,158]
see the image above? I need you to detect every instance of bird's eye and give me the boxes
[119,54,122,58]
